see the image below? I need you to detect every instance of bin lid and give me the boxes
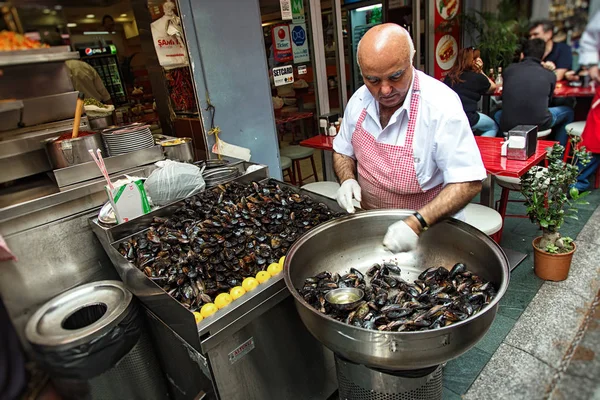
[25,280,132,349]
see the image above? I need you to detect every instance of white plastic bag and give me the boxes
[144,160,205,206]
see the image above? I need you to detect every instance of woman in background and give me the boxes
[444,47,498,137]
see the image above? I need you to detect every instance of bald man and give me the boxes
[333,24,486,253]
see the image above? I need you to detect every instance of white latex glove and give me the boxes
[383,220,419,253]
[336,179,362,213]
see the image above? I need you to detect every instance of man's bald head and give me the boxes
[357,23,415,70]
[356,24,416,110]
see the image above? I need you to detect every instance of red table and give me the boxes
[476,136,557,209]
[493,82,596,98]
[300,134,335,150]
[276,111,314,144]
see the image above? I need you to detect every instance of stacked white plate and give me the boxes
[101,124,155,156]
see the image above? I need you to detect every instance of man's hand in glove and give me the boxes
[336,179,362,213]
[382,219,419,253]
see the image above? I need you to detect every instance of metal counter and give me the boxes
[90,171,340,400]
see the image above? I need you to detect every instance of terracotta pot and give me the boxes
[532,237,576,281]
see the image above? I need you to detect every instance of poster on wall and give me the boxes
[273,65,294,86]
[272,24,293,63]
[291,24,310,63]
[433,0,460,80]
[280,0,292,20]
[291,0,305,24]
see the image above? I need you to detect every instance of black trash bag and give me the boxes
[31,302,141,381]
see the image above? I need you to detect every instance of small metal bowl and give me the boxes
[325,288,364,311]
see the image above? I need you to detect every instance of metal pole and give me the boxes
[332,0,347,112]
[308,0,330,116]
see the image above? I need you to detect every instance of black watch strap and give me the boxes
[413,212,429,230]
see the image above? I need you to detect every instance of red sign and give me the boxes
[433,0,461,80]
[272,24,293,63]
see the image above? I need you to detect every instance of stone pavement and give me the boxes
[463,205,600,400]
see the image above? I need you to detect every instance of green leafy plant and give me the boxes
[520,134,592,254]
[461,0,527,70]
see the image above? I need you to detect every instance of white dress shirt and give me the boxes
[579,11,600,66]
[333,69,487,191]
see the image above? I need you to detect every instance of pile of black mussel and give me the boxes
[298,262,497,332]
[119,181,341,311]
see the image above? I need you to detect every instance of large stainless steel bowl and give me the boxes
[283,210,509,371]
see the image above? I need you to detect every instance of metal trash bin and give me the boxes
[25,280,168,400]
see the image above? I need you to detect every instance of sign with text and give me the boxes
[291,24,310,63]
[433,0,461,80]
[298,65,307,75]
[273,65,294,86]
[272,24,293,63]
[291,0,305,24]
[280,0,292,20]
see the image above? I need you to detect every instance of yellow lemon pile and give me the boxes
[193,256,286,323]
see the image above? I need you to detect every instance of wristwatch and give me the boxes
[413,212,429,231]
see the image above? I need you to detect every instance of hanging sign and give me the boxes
[272,25,293,63]
[280,0,292,20]
[291,24,310,63]
[433,0,461,80]
[273,65,294,86]
[291,0,305,24]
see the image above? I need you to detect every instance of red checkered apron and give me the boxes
[352,72,443,210]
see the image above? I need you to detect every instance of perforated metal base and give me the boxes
[335,355,443,400]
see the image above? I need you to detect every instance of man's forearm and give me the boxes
[333,152,357,182]
[555,68,567,81]
[405,181,482,233]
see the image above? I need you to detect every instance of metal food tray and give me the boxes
[0,46,79,67]
[52,145,165,188]
[92,175,343,354]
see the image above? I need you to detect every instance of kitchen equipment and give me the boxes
[25,281,168,400]
[507,125,537,161]
[202,166,241,187]
[284,209,509,371]
[89,115,114,130]
[71,93,85,139]
[102,125,154,156]
[45,133,105,170]
[161,137,194,163]
[325,288,364,311]
[0,100,24,132]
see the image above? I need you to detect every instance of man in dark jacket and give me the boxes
[494,39,574,145]
[529,19,573,81]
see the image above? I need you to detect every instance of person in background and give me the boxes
[65,60,112,104]
[529,19,573,81]
[495,39,573,145]
[444,47,497,137]
[573,11,600,191]
[102,15,115,32]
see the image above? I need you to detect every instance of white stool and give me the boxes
[564,121,586,162]
[537,128,552,138]
[281,156,295,185]
[464,204,503,241]
[566,121,585,137]
[494,167,548,242]
[301,182,361,209]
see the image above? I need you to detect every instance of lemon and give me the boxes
[200,303,218,318]
[214,293,233,309]
[256,270,271,283]
[267,262,283,276]
[193,311,203,324]
[279,256,286,266]
[230,286,246,300]
[242,277,259,292]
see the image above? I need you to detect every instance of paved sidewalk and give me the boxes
[463,206,600,400]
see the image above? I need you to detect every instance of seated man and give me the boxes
[529,19,573,81]
[495,39,573,146]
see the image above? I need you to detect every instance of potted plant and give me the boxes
[520,136,592,281]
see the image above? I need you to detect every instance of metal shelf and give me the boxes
[0,46,79,67]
